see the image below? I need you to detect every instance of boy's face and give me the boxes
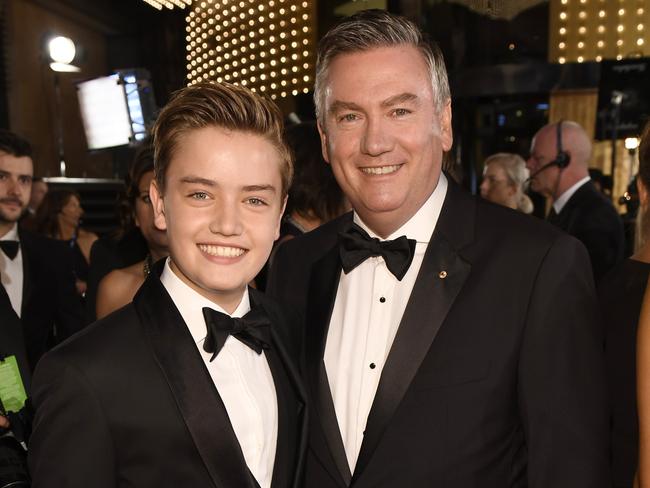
[151,126,286,313]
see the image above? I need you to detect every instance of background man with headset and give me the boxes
[527,120,625,281]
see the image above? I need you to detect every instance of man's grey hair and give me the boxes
[313,9,451,123]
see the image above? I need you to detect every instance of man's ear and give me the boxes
[317,119,330,164]
[438,101,453,152]
[150,179,167,231]
[275,196,288,240]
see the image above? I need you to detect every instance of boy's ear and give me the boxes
[150,179,168,231]
[275,196,287,240]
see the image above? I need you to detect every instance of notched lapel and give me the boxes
[134,265,256,488]
[353,182,474,482]
[306,245,353,486]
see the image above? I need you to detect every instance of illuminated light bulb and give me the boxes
[240,35,246,41]
[280,56,287,62]
[270,48,277,55]
[638,8,645,15]
[280,32,286,38]
[579,11,586,19]
[270,71,276,77]
[292,89,298,96]
[271,94,277,100]
[301,1,307,6]
[269,12,275,18]
[578,41,585,48]
[260,74,266,80]
[279,8,285,14]
[291,53,298,60]
[303,75,310,82]
[260,51,267,57]
[597,40,605,47]
[302,50,309,57]
[187,63,192,70]
[270,59,277,66]
[579,26,587,34]
[561,0,567,3]
[617,24,624,32]
[599,10,606,17]
[292,66,298,72]
[596,55,602,61]
[281,80,287,86]
[302,14,308,20]
[303,63,309,69]
[281,68,287,75]
[580,0,586,3]
[559,56,566,64]
[259,62,266,69]
[186,35,191,41]
[291,29,297,36]
[560,11,567,20]
[617,54,622,60]
[271,83,277,89]
[302,39,308,45]
[280,44,286,51]
[290,4,296,11]
[249,20,254,26]
[290,17,297,23]
[241,80,247,86]
[598,25,605,33]
[618,8,625,15]
[280,20,286,27]
[639,24,645,31]
[251,87,257,92]
[258,3,264,10]
[270,24,276,30]
[217,66,223,73]
[302,26,309,32]
[559,27,567,35]
[577,56,584,62]
[559,42,566,49]
[270,36,276,42]
[617,39,623,46]
[638,38,645,46]
[260,86,266,92]
[281,91,286,98]
[303,87,309,94]
[259,27,265,33]
[260,39,266,45]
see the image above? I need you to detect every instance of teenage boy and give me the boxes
[28,82,307,488]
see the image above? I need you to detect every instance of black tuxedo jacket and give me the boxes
[28,263,307,488]
[548,180,624,282]
[268,179,609,487]
[12,228,86,371]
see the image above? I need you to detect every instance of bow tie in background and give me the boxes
[202,306,271,361]
[338,222,416,280]
[0,241,19,260]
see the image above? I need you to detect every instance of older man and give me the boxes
[268,9,609,487]
[527,120,624,281]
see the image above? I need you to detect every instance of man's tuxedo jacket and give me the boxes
[267,179,609,488]
[3,229,85,373]
[29,263,308,488]
[548,180,624,282]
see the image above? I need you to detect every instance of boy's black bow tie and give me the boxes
[202,307,271,361]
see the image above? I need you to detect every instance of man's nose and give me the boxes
[361,117,393,157]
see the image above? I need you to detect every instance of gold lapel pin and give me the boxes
[438,270,448,279]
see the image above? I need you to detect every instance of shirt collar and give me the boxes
[1,224,18,241]
[160,257,250,344]
[553,176,590,214]
[353,172,448,244]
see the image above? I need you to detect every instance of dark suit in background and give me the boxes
[29,264,307,488]
[548,180,625,281]
[17,228,85,371]
[268,180,609,487]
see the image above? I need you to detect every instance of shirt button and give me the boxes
[369,363,376,369]
[379,297,386,303]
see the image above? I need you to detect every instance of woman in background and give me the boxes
[95,145,168,319]
[35,189,98,295]
[479,152,533,214]
[632,122,650,488]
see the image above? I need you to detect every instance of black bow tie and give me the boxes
[202,307,271,361]
[339,222,416,281]
[0,241,19,260]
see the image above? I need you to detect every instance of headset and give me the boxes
[554,119,571,169]
[528,120,571,181]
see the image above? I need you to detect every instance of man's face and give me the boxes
[318,45,452,236]
[526,126,560,197]
[29,180,48,210]
[0,151,33,225]
[150,126,285,312]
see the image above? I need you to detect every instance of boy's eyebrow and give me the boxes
[242,184,276,193]
[380,92,419,108]
[179,175,217,186]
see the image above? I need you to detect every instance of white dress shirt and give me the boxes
[160,259,278,488]
[0,224,23,317]
[324,174,448,471]
[553,176,590,214]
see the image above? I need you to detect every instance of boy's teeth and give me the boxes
[361,164,401,175]
[198,245,246,257]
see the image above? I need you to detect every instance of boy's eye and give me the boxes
[247,197,267,206]
[140,195,151,204]
[190,191,209,200]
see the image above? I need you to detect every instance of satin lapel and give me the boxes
[250,289,308,488]
[134,264,256,488]
[306,245,352,486]
[352,180,474,482]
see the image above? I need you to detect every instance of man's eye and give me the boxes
[339,113,359,122]
[392,108,411,117]
[190,192,209,200]
[141,195,151,204]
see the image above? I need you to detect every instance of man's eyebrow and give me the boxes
[242,184,277,193]
[381,92,419,108]
[328,100,363,115]
[0,169,32,180]
[179,175,217,186]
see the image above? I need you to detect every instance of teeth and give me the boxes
[361,164,401,175]
[198,244,246,258]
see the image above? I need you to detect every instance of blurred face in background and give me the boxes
[480,162,516,209]
[135,170,168,254]
[29,180,48,211]
[58,194,83,229]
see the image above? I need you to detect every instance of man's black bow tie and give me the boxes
[0,241,19,260]
[339,222,416,281]
[202,307,271,361]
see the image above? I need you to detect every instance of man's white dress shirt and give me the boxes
[0,223,23,317]
[161,258,278,488]
[324,174,448,471]
[552,176,590,214]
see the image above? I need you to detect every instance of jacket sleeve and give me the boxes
[518,233,610,487]
[28,351,116,488]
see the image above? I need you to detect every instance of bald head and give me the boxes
[526,120,592,200]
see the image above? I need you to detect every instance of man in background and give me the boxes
[527,120,624,281]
